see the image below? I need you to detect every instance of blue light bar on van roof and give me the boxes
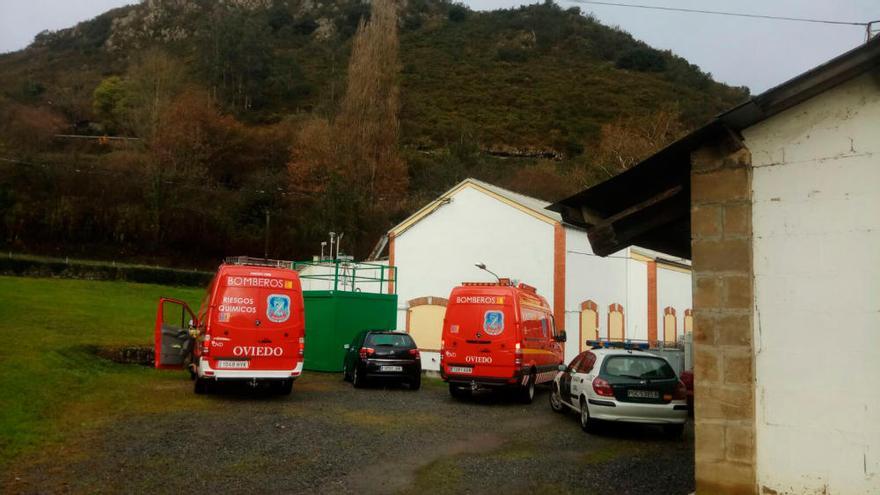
[586,339,650,351]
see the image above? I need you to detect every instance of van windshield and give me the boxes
[602,356,676,380]
[366,333,414,348]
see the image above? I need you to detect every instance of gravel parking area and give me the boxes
[6,373,694,494]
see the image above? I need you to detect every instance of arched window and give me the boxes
[663,307,677,344]
[608,303,625,341]
[579,300,599,351]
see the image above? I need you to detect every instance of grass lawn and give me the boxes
[0,276,204,467]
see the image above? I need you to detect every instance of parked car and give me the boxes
[154,256,305,395]
[440,279,566,403]
[343,330,421,390]
[549,346,688,436]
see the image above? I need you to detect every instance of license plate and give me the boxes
[380,365,403,372]
[627,389,659,399]
[449,366,472,374]
[217,360,249,369]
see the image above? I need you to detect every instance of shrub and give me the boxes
[615,47,667,72]
[448,4,468,22]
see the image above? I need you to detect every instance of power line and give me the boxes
[567,0,872,27]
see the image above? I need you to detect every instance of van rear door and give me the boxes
[209,272,303,372]
[445,290,517,380]
[154,298,196,369]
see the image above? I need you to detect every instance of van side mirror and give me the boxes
[554,331,567,343]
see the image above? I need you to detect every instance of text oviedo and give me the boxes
[232,346,284,357]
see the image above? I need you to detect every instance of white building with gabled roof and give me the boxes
[385,177,693,371]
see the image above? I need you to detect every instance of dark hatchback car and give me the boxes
[343,331,421,390]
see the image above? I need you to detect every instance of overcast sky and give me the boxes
[0,0,876,92]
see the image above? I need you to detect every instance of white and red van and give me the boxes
[440,279,566,403]
[154,257,305,394]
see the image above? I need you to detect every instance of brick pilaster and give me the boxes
[690,140,756,494]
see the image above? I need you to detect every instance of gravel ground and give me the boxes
[4,373,694,494]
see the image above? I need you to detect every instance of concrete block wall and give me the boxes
[690,139,757,494]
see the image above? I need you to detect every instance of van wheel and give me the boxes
[580,397,595,433]
[194,378,210,395]
[449,383,469,399]
[352,366,365,388]
[549,384,565,413]
[519,372,536,404]
[275,380,293,396]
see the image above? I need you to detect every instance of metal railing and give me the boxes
[292,259,397,294]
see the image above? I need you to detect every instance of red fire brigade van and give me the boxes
[440,279,566,403]
[154,257,305,394]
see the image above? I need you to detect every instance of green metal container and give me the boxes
[303,290,398,372]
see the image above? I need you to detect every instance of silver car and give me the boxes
[549,347,688,436]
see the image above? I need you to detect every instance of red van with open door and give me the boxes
[154,257,305,394]
[440,279,566,403]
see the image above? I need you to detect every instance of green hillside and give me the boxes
[0,0,747,264]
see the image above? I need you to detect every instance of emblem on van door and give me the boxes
[483,310,504,336]
[266,294,291,323]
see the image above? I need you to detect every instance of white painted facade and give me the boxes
[391,179,693,371]
[745,70,880,494]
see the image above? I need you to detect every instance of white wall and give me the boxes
[563,228,632,363]
[656,266,693,341]
[626,258,648,341]
[394,186,556,370]
[746,69,880,494]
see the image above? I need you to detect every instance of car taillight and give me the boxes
[299,337,305,356]
[359,347,375,359]
[514,342,523,367]
[409,348,420,359]
[439,340,445,363]
[673,380,687,400]
[201,335,210,356]
[592,377,614,397]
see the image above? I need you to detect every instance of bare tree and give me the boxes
[595,107,685,173]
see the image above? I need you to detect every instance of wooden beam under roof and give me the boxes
[585,185,690,257]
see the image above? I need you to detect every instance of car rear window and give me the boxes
[366,333,414,348]
[602,355,676,380]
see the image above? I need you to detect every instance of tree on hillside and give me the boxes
[336,0,407,209]
[593,107,685,174]
[288,0,407,256]
[0,101,66,154]
[198,6,273,112]
[122,50,188,140]
[91,50,188,139]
